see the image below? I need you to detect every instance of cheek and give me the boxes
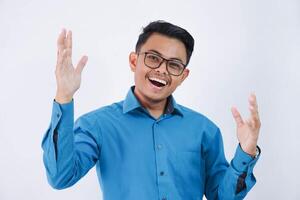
[136,66,145,77]
[135,64,148,82]
[169,77,182,88]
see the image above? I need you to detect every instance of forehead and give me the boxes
[140,33,187,63]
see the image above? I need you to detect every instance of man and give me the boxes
[42,21,261,200]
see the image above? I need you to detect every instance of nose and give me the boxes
[155,60,168,74]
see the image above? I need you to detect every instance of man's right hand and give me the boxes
[55,29,88,104]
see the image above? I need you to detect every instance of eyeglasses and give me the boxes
[137,51,187,76]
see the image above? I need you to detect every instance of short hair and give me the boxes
[135,20,194,65]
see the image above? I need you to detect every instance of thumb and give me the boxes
[75,55,88,74]
[231,106,244,127]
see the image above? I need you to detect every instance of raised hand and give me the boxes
[55,29,88,104]
[231,93,261,157]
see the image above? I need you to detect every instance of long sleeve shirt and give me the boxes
[42,86,260,200]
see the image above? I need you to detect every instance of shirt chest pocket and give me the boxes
[174,151,205,199]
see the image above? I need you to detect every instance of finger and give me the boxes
[56,49,67,70]
[247,101,261,127]
[248,108,261,130]
[248,93,260,123]
[231,107,244,127]
[66,30,72,58]
[65,48,72,68]
[249,104,260,121]
[57,28,66,55]
[75,56,88,75]
[245,118,255,129]
[248,93,258,110]
[59,49,69,70]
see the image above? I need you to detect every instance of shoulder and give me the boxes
[77,100,124,123]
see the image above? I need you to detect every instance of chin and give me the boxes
[134,78,175,103]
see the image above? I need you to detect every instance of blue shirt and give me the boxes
[42,87,260,200]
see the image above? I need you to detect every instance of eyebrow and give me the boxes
[147,49,184,63]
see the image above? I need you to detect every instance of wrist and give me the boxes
[55,93,73,104]
[240,143,257,157]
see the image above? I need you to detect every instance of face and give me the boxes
[129,33,190,104]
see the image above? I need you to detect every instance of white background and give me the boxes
[0,0,299,199]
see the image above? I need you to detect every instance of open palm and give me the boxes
[55,29,88,103]
[231,94,261,156]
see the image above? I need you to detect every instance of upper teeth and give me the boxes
[149,77,167,85]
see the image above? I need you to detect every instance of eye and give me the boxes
[147,54,160,62]
[168,61,182,70]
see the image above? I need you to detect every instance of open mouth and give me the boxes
[148,77,167,88]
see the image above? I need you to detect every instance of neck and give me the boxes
[144,99,167,119]
[134,89,167,119]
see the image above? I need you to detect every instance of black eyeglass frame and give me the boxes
[137,51,187,76]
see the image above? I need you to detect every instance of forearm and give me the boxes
[42,100,79,189]
[42,99,101,189]
[216,145,260,200]
[204,128,260,200]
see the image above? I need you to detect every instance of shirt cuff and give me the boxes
[51,99,74,130]
[231,144,261,173]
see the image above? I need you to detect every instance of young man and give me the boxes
[42,21,261,200]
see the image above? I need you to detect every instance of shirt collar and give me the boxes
[122,86,183,117]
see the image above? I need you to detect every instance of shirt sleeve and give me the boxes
[41,100,102,189]
[204,128,260,200]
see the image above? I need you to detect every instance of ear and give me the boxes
[129,52,138,72]
[179,68,190,85]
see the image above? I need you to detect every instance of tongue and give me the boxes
[150,79,165,87]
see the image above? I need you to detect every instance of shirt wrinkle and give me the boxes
[42,87,260,200]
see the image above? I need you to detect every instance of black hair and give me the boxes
[135,20,194,65]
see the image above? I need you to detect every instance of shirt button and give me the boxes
[160,171,165,176]
[56,113,60,118]
[157,144,162,150]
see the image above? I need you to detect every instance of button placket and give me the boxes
[153,121,167,198]
[157,144,163,150]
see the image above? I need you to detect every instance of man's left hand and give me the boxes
[231,93,261,157]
